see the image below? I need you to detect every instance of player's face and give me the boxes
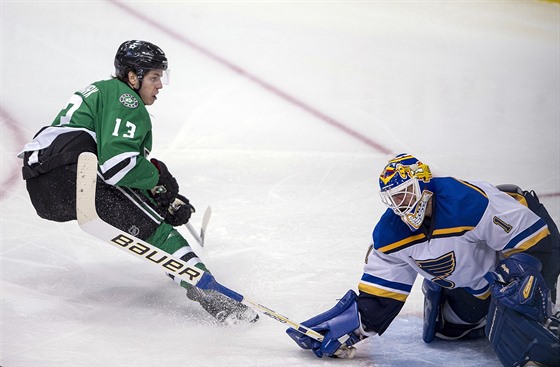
[391,186,416,211]
[138,69,165,105]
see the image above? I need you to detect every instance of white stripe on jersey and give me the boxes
[17,126,97,161]
[99,152,138,185]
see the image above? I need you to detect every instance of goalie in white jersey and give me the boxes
[288,154,559,366]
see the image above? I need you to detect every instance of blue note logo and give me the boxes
[414,251,456,288]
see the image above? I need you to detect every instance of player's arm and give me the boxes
[356,250,414,334]
[357,292,406,334]
[96,126,159,190]
[483,186,550,256]
[67,85,159,190]
[482,186,557,295]
[97,134,193,226]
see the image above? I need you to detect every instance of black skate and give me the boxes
[187,286,259,325]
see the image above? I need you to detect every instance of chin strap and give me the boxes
[403,190,433,230]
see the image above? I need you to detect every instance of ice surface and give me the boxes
[1,1,558,366]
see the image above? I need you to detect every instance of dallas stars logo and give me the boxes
[119,94,139,108]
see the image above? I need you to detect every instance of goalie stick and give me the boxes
[75,152,324,342]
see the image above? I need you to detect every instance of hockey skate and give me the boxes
[187,286,259,325]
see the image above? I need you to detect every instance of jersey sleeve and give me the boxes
[472,184,550,256]
[359,247,417,301]
[82,83,159,189]
[357,244,417,334]
[96,127,158,189]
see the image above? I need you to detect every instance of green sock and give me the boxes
[146,223,211,290]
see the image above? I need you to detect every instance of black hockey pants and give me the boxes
[25,162,164,240]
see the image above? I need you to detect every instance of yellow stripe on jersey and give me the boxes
[504,192,529,207]
[358,283,408,302]
[432,226,475,236]
[459,180,488,198]
[377,232,426,254]
[503,227,551,256]
[474,289,491,300]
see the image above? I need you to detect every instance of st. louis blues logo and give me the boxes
[119,94,139,108]
[414,251,456,288]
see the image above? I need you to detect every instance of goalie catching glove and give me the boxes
[286,290,369,359]
[484,253,558,367]
[484,253,552,324]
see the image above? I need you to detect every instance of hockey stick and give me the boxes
[75,152,323,342]
[200,206,211,245]
[185,206,211,247]
[186,222,202,246]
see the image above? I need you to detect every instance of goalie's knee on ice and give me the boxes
[422,280,488,343]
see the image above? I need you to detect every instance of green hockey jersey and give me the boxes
[18,78,159,189]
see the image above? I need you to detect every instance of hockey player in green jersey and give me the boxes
[18,40,258,325]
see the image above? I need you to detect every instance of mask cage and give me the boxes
[379,177,422,217]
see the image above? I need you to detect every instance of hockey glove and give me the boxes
[286,290,367,359]
[484,253,552,324]
[150,158,179,207]
[165,194,196,226]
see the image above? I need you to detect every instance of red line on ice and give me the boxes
[106,0,392,155]
[4,3,558,202]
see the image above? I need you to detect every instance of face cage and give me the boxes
[379,178,422,217]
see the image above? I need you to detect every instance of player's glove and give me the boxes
[286,290,367,359]
[150,158,179,207]
[484,253,552,323]
[165,194,196,226]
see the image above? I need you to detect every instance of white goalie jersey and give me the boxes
[359,178,550,302]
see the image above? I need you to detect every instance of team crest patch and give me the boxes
[119,94,139,108]
[415,251,457,288]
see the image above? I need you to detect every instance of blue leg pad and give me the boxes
[422,279,443,343]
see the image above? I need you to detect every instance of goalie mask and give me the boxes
[379,154,433,230]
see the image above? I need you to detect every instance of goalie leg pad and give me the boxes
[423,281,489,342]
[486,296,559,367]
[422,279,444,343]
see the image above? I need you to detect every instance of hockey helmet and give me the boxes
[114,40,168,82]
[379,153,433,230]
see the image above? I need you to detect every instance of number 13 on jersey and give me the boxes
[112,118,136,138]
